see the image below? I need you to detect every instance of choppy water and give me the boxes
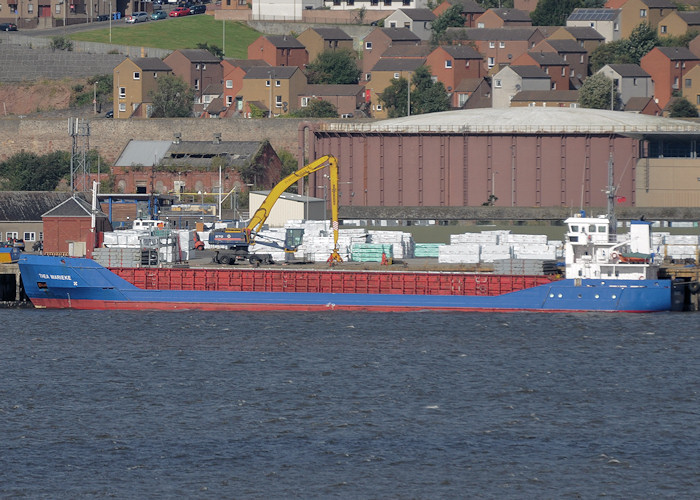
[1,310,698,498]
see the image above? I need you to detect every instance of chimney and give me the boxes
[173,132,181,144]
[213,133,222,144]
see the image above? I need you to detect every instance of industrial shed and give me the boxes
[304,108,700,214]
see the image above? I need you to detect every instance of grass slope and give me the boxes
[70,15,259,59]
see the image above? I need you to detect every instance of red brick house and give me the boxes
[221,59,270,115]
[42,196,112,257]
[247,35,309,67]
[640,46,700,109]
[433,0,485,27]
[162,49,224,105]
[361,27,422,80]
[426,45,485,97]
[512,51,570,90]
[475,8,532,28]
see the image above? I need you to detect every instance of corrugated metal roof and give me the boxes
[160,140,265,169]
[321,107,700,134]
[115,140,172,167]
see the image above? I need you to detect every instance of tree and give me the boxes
[626,23,659,64]
[578,73,620,110]
[659,30,699,48]
[477,0,513,7]
[149,74,195,118]
[0,151,71,191]
[276,148,300,193]
[410,66,450,114]
[431,5,465,45]
[305,49,361,85]
[196,42,224,60]
[531,0,583,27]
[589,40,634,73]
[380,66,450,117]
[288,99,339,118]
[668,97,699,118]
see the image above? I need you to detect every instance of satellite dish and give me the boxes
[515,84,521,91]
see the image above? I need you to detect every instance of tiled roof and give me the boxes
[43,196,105,218]
[678,11,700,26]
[0,192,78,221]
[372,58,426,71]
[489,8,532,22]
[399,8,437,21]
[655,46,700,60]
[309,27,352,40]
[540,39,587,53]
[382,45,433,58]
[447,27,541,40]
[439,45,483,59]
[454,77,487,92]
[133,58,172,72]
[266,35,306,49]
[559,26,605,40]
[504,65,550,78]
[450,0,485,14]
[379,27,421,42]
[605,64,651,77]
[176,49,222,63]
[624,96,655,112]
[244,66,299,79]
[224,59,270,71]
[525,51,567,65]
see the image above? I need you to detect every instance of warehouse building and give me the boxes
[302,108,700,215]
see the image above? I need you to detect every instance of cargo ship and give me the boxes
[17,215,677,313]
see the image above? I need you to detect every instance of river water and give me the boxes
[1,309,698,498]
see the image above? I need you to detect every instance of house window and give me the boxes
[686,78,692,87]
[226,80,233,88]
[347,0,354,4]
[465,60,470,67]
[561,67,566,76]
[478,22,484,28]
[376,104,382,111]
[494,79,501,88]
[570,103,578,108]
[365,42,372,50]
[384,0,391,5]
[445,60,452,68]
[153,73,158,78]
[119,103,126,112]
[552,82,557,90]
[276,95,282,107]
[195,79,200,90]
[488,57,495,68]
[696,95,700,105]
[683,62,686,68]
[614,22,619,31]
[528,102,536,107]
[640,9,646,17]
[674,77,679,88]
[370,0,378,5]
[133,71,140,80]
[301,97,309,107]
[489,41,495,48]
[590,22,594,28]
[499,41,505,48]
[227,96,233,106]
[580,54,584,63]
[202,64,207,70]
[266,79,271,87]
[275,80,281,87]
[333,0,340,4]
[403,0,410,5]
[195,64,200,70]
[119,87,125,98]
[404,22,410,28]
[6,231,18,240]
[389,21,397,27]
[394,72,400,79]
[23,232,36,242]
[365,73,371,81]
[661,25,667,34]
[458,94,468,106]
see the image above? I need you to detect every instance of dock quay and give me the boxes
[0,263,27,305]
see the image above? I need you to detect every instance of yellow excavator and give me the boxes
[210,155,343,265]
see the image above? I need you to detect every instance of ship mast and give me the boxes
[607,153,617,236]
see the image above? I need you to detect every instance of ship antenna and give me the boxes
[607,153,617,236]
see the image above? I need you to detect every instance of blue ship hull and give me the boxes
[18,255,673,312]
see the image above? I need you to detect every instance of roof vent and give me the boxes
[213,133,222,144]
[173,133,181,144]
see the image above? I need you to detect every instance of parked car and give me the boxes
[125,11,148,23]
[105,109,114,118]
[190,4,206,14]
[169,6,190,16]
[151,10,167,19]
[0,22,18,31]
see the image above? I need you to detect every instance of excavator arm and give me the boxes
[247,155,343,262]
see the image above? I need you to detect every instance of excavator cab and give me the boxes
[284,228,305,252]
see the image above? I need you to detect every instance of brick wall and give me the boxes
[0,117,305,164]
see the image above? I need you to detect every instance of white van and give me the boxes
[126,11,148,23]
